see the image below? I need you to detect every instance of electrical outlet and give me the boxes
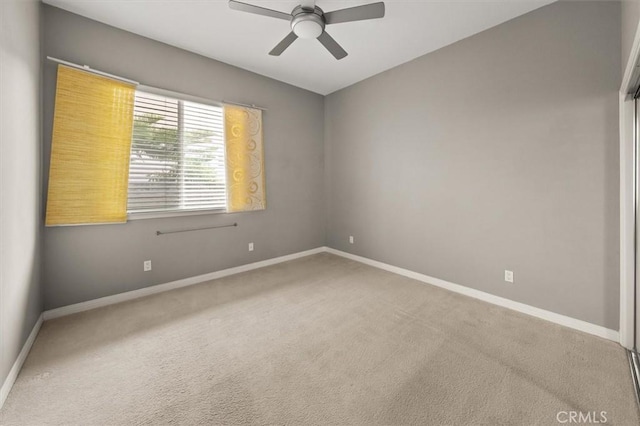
[144,260,152,272]
[248,242,254,252]
[349,236,354,244]
[504,270,514,283]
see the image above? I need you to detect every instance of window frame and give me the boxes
[127,85,228,220]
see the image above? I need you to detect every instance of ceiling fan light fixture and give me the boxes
[293,19,323,39]
[291,7,325,40]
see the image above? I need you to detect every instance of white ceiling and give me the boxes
[43,0,554,95]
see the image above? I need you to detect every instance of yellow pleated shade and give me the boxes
[45,65,135,226]
[224,104,266,212]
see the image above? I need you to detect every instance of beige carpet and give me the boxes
[1,253,638,425]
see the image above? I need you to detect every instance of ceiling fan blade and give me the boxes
[269,32,298,56]
[317,32,347,60]
[324,2,385,25]
[228,0,291,20]
[300,0,315,11]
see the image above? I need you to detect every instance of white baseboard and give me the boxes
[2,246,618,410]
[0,313,43,409]
[43,247,325,321]
[42,244,620,343]
[325,248,619,342]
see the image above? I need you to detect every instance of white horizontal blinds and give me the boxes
[127,90,226,213]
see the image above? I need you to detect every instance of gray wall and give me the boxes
[325,1,621,329]
[0,0,43,390]
[42,2,623,332]
[622,0,640,76]
[42,6,325,310]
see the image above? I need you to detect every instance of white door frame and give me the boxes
[620,21,640,349]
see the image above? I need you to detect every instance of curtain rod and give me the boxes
[47,56,140,85]
[222,100,267,111]
[46,56,268,111]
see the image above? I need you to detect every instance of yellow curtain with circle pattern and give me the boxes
[45,65,136,226]
[224,104,266,212]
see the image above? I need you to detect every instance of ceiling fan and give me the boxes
[228,0,385,60]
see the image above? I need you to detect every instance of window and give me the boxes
[47,63,266,226]
[127,90,227,215]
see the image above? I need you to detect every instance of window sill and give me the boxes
[127,208,228,221]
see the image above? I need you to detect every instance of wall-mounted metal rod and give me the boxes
[46,56,140,85]
[47,57,268,111]
[156,223,238,236]
[222,100,268,111]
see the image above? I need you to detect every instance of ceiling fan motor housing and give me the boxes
[291,6,325,39]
